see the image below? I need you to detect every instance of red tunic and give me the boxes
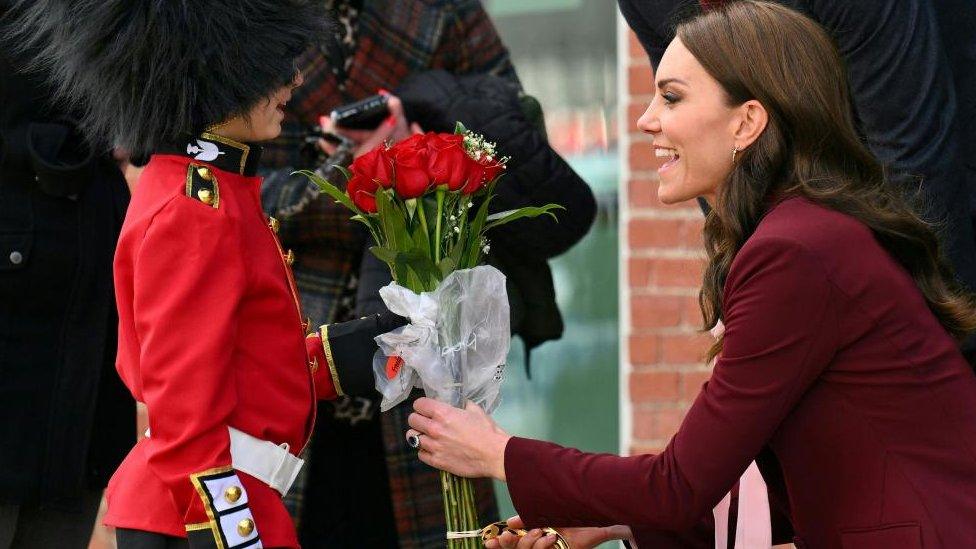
[105,135,342,548]
[505,197,976,548]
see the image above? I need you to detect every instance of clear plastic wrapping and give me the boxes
[373,266,510,412]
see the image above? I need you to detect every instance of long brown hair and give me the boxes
[675,1,976,362]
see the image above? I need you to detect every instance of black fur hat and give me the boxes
[3,0,331,156]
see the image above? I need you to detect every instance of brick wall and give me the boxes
[620,27,712,456]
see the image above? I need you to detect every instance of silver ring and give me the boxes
[407,433,422,450]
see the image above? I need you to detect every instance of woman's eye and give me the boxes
[662,92,680,105]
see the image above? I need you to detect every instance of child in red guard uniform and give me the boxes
[5,1,403,547]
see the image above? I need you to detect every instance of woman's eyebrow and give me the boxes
[656,77,688,89]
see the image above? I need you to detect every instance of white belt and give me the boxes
[144,427,304,496]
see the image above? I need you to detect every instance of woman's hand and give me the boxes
[318,93,422,158]
[484,516,633,549]
[406,398,511,480]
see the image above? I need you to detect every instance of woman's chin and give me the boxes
[657,185,690,205]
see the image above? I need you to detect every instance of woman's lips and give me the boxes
[655,148,680,174]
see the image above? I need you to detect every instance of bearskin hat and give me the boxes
[3,0,331,156]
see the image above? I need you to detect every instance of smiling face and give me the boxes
[216,69,304,143]
[637,38,762,205]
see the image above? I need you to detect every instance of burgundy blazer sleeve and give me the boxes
[505,236,842,537]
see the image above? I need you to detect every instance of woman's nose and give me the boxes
[636,101,660,135]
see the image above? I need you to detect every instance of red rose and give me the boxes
[391,134,432,198]
[347,172,378,213]
[351,144,394,189]
[426,133,470,191]
[461,159,503,195]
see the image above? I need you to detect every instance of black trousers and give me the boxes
[116,529,188,549]
[117,528,288,549]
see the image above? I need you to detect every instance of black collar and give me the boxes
[158,132,263,176]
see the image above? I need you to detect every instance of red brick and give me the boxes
[628,31,650,62]
[627,102,650,134]
[633,406,687,441]
[632,410,657,440]
[628,64,655,96]
[628,218,685,249]
[654,407,689,439]
[629,444,665,456]
[660,332,711,364]
[630,370,680,401]
[683,295,705,327]
[631,294,683,329]
[682,217,706,247]
[628,257,654,288]
[628,141,664,172]
[681,370,713,401]
[653,258,705,288]
[628,178,661,209]
[629,334,659,365]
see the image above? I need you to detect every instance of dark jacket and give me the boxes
[619,0,976,295]
[507,198,976,549]
[356,70,597,355]
[0,46,133,504]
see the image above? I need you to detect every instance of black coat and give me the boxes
[619,0,976,295]
[0,46,134,504]
[355,70,597,355]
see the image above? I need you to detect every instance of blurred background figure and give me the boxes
[0,12,134,549]
[261,0,605,546]
[620,0,976,316]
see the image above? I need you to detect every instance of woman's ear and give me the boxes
[732,99,768,149]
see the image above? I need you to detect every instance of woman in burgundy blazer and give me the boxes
[405,2,976,548]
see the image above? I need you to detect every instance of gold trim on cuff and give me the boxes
[188,465,234,549]
[320,324,345,397]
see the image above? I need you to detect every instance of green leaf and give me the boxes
[460,194,493,268]
[484,204,564,231]
[352,215,382,247]
[410,218,432,258]
[438,257,457,278]
[395,249,441,291]
[295,170,359,214]
[334,165,352,181]
[369,246,398,264]
[454,121,468,135]
[375,189,411,253]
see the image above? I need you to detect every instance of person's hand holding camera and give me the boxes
[318,93,422,159]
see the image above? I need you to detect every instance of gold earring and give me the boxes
[731,146,739,165]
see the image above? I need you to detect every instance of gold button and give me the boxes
[268,217,280,234]
[223,485,242,504]
[237,518,254,537]
[285,249,295,266]
[197,188,214,205]
[196,167,213,181]
[309,357,319,373]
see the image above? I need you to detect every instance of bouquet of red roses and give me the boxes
[301,123,560,548]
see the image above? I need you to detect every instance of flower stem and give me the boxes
[434,188,446,263]
[417,196,432,259]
